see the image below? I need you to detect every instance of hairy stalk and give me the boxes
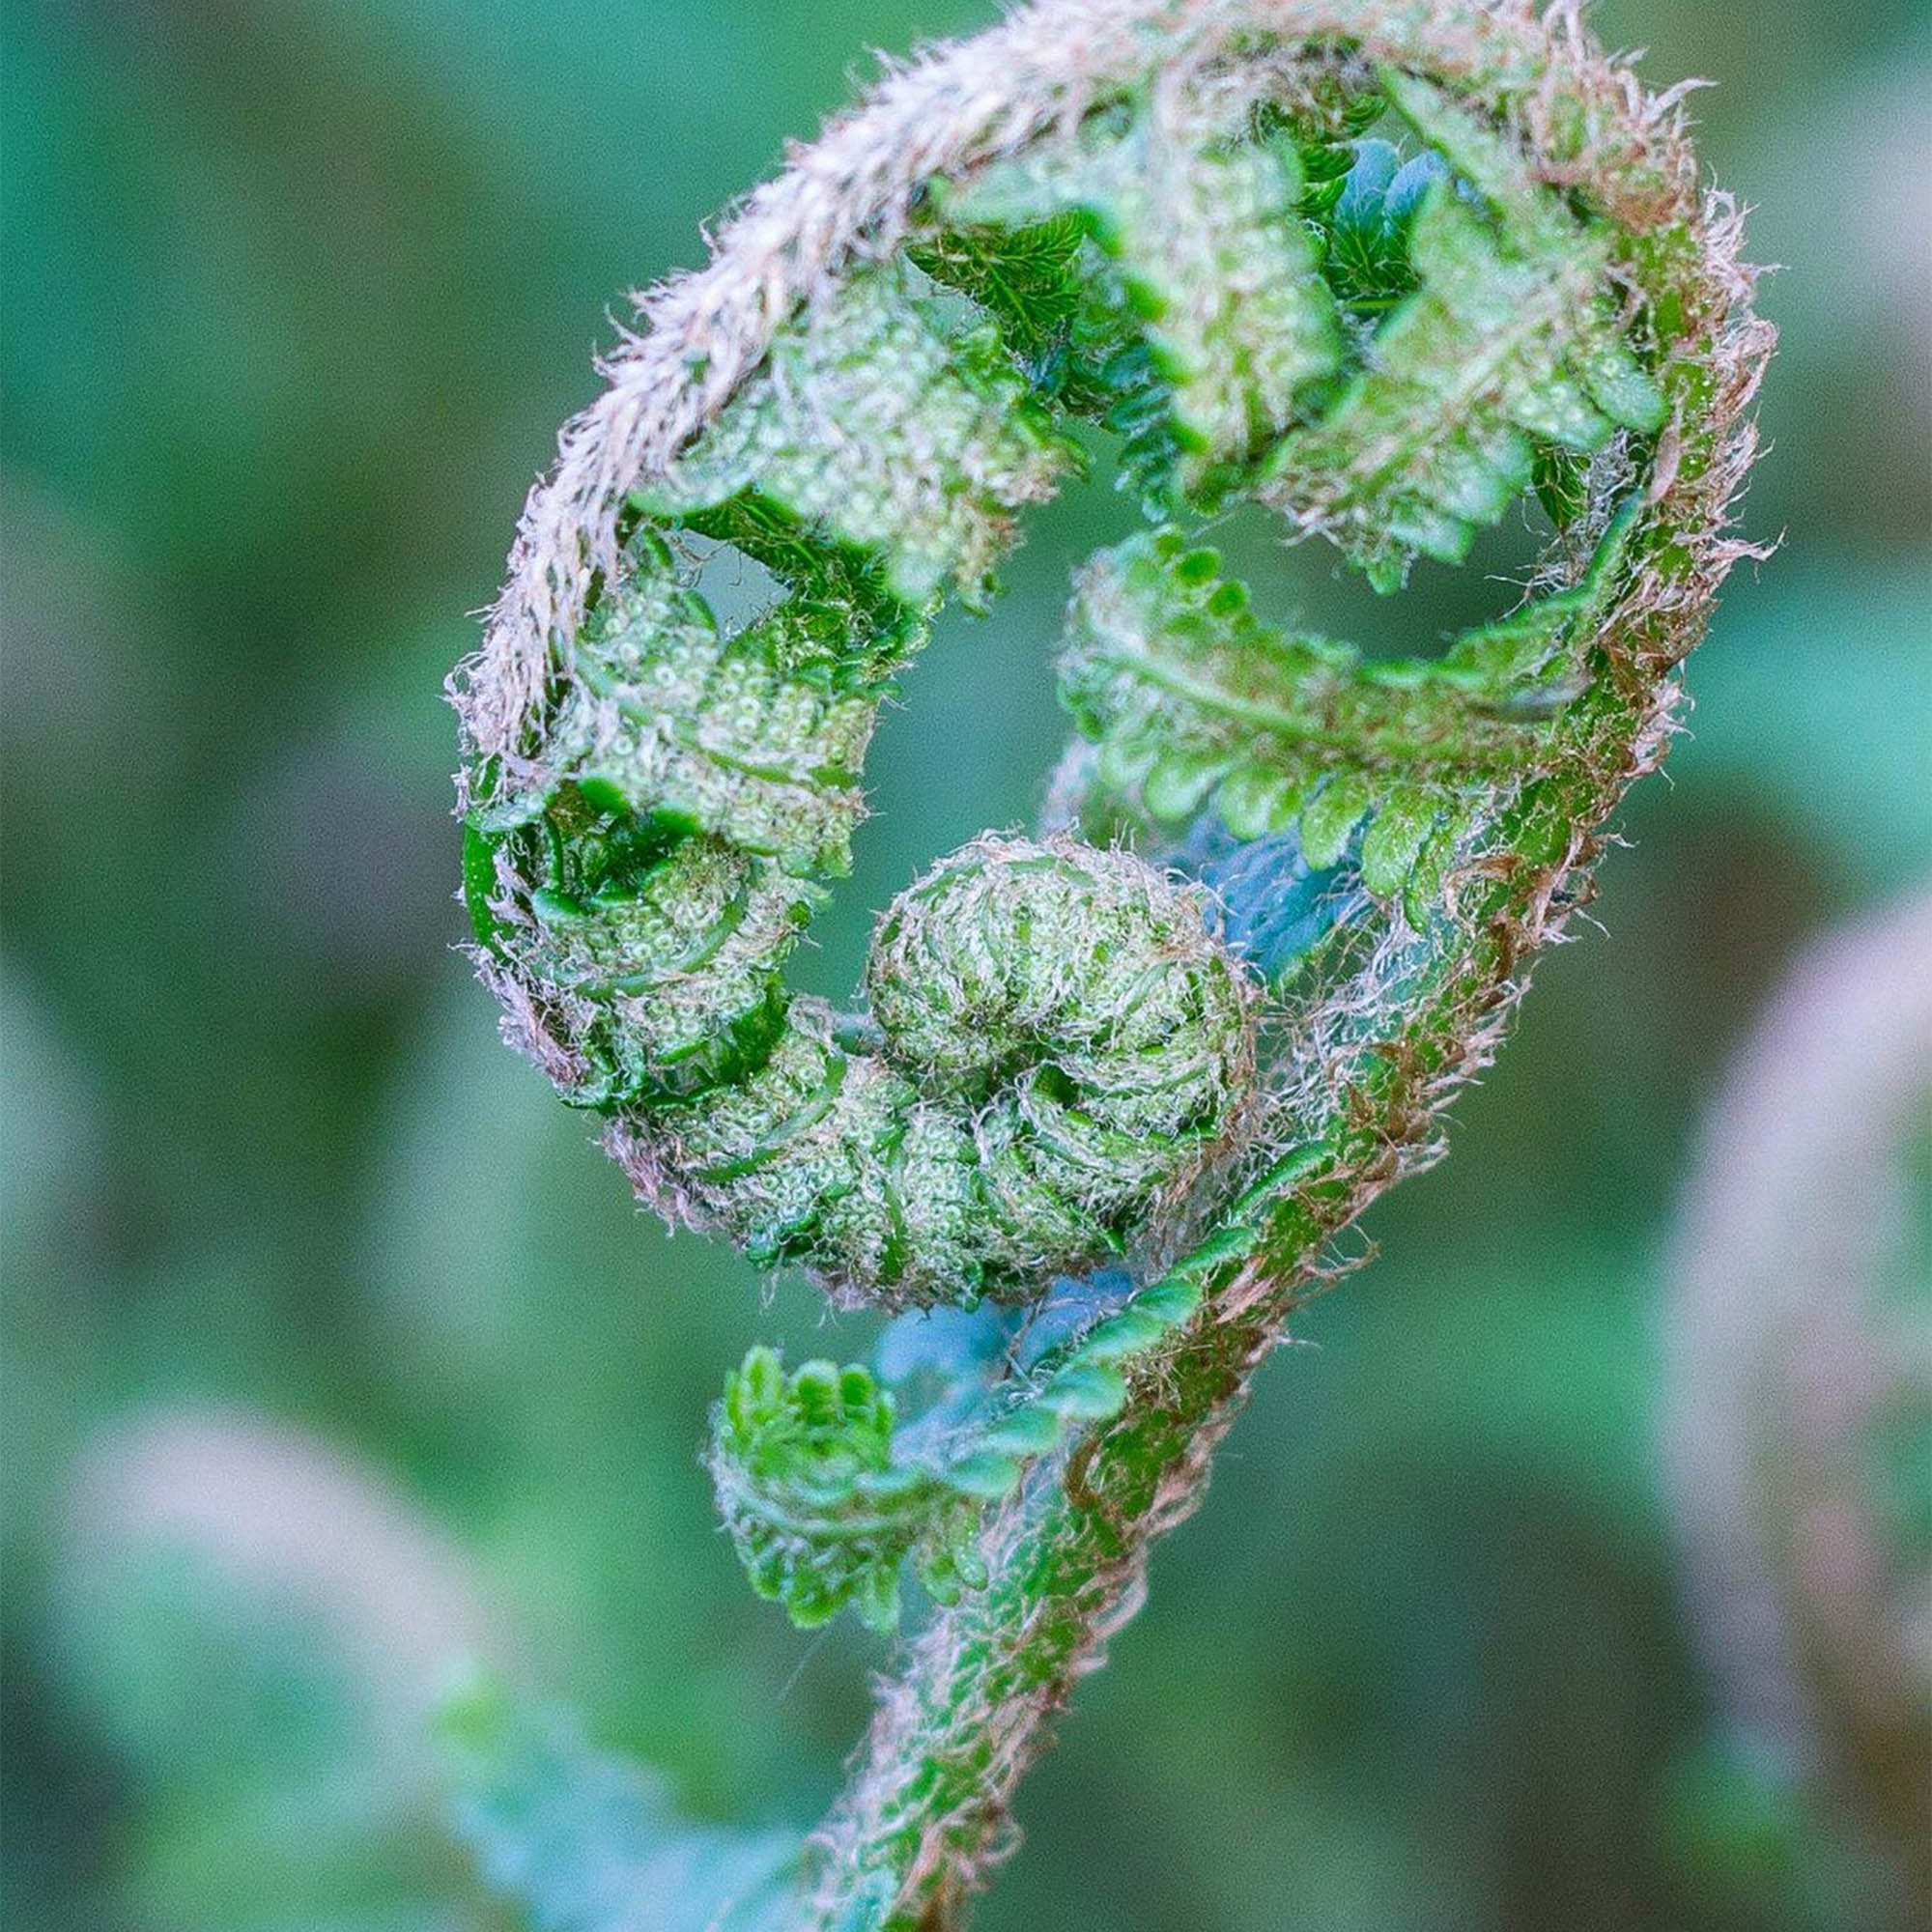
[447,3,1771,1925]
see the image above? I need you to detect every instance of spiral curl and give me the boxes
[456,16,1750,1330]
[603,838,1254,1306]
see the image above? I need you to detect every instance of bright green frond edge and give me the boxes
[446,4,1771,1926]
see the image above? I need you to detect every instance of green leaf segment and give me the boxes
[712,1269,1207,1634]
[1058,502,1637,923]
[448,4,1770,1925]
[1260,72,1665,587]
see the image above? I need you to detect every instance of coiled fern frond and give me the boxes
[446,2,1771,1924]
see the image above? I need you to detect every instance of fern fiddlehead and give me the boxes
[448,3,1771,1924]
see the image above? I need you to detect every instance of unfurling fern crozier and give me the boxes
[449,6,1771,1924]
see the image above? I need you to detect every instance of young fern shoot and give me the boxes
[444,2,1772,1925]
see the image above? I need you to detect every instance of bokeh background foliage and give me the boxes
[3,1,1927,1928]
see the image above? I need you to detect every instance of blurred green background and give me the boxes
[4,1,1928,1927]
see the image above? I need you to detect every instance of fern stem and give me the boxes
[809,651,1662,1919]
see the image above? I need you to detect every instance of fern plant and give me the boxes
[445,2,1772,1924]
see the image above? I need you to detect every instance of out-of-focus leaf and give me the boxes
[441,1682,803,1932]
